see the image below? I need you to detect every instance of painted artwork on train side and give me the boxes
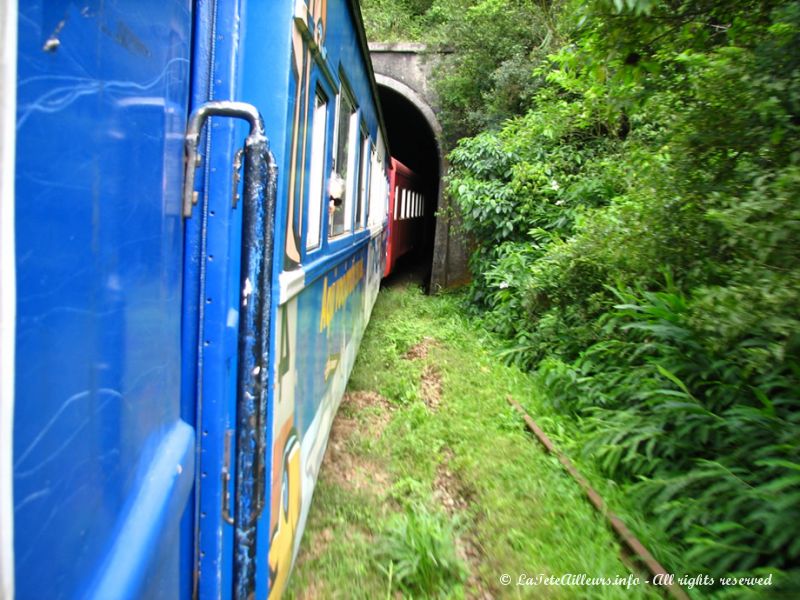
[267,234,384,598]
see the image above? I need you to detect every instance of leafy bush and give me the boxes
[541,278,800,581]
[445,0,800,590]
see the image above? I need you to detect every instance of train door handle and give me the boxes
[182,101,267,219]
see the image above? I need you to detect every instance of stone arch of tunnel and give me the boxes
[376,75,446,291]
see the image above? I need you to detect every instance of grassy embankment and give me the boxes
[286,283,668,599]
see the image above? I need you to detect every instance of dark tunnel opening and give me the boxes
[378,85,440,291]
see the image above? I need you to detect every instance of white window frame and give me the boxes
[330,83,357,238]
[344,110,359,233]
[355,126,369,231]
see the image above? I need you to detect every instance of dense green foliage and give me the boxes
[442,0,800,592]
[360,0,800,592]
[361,0,565,140]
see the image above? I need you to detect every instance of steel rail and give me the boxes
[506,396,691,600]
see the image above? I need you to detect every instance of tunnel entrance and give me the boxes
[378,84,441,291]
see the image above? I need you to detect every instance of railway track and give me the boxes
[507,396,690,600]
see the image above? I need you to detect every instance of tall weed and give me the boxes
[376,506,467,597]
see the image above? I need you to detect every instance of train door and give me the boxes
[12,2,196,599]
[183,2,278,599]
[182,2,240,597]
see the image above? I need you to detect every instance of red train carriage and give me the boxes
[384,158,426,277]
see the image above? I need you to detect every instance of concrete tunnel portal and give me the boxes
[371,43,470,291]
[377,81,441,289]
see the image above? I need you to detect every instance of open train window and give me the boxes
[306,91,328,250]
[355,128,369,230]
[330,85,356,237]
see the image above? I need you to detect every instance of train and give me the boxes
[384,158,427,278]
[0,1,424,598]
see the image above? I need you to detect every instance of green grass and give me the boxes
[286,284,662,599]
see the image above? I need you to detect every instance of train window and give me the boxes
[368,144,378,227]
[371,133,387,228]
[355,127,368,230]
[306,91,327,250]
[397,188,402,220]
[384,171,389,223]
[396,188,400,220]
[363,136,372,228]
[330,87,356,237]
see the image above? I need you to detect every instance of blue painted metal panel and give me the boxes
[14,2,194,598]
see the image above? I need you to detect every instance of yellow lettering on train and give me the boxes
[318,259,365,332]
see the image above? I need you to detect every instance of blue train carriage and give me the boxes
[189,1,390,597]
[5,1,389,599]
[263,0,390,598]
